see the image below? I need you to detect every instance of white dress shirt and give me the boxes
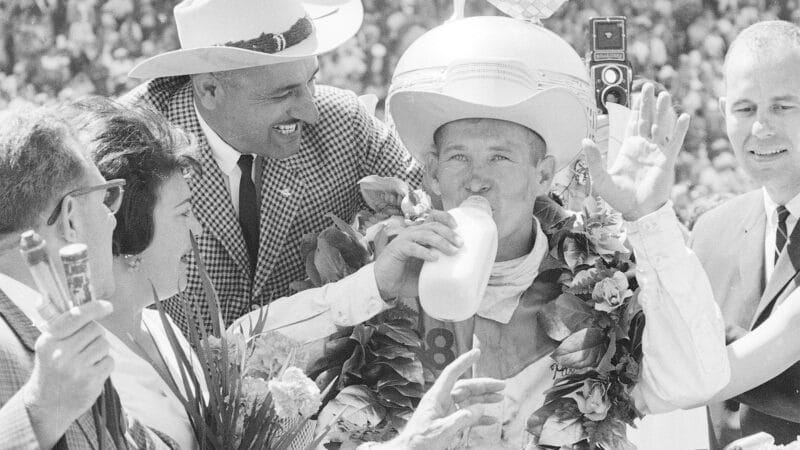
[194,102,255,215]
[108,310,198,450]
[762,188,800,282]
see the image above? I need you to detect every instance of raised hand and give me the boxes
[22,300,115,449]
[373,209,463,300]
[583,83,691,221]
[382,349,505,449]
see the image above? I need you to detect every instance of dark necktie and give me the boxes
[775,205,790,264]
[237,154,260,272]
[754,205,793,328]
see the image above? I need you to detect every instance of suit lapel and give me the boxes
[737,198,767,328]
[167,85,251,278]
[252,155,306,298]
[752,213,800,326]
[0,288,39,351]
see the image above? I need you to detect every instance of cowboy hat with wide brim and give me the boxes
[129,0,363,79]
[387,16,595,170]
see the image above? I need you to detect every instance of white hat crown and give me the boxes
[389,16,594,117]
[387,15,595,170]
[175,0,309,49]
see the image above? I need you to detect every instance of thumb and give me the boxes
[582,139,611,189]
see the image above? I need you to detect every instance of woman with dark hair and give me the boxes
[67,97,204,449]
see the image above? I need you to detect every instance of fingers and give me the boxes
[667,113,691,161]
[454,393,504,408]
[426,209,459,231]
[429,349,481,402]
[451,377,506,403]
[437,407,498,434]
[651,91,674,145]
[44,301,113,339]
[76,333,112,367]
[636,83,655,139]
[392,218,463,262]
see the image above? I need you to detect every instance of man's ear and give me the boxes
[192,73,225,110]
[536,154,556,191]
[57,196,80,243]
[719,97,727,119]
[424,152,442,196]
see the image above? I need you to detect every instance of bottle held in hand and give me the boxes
[19,230,70,321]
[418,196,498,322]
[60,243,95,306]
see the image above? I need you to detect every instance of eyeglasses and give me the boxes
[46,179,127,226]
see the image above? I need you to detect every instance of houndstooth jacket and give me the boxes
[0,288,177,449]
[121,77,423,333]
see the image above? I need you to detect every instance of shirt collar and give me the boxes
[193,101,247,176]
[762,187,800,221]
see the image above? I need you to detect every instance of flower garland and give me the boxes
[527,194,644,450]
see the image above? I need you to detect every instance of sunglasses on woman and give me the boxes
[46,179,126,226]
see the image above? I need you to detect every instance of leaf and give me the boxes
[551,328,607,369]
[389,382,424,399]
[534,194,577,233]
[376,323,422,348]
[358,175,408,215]
[596,330,617,373]
[325,213,372,268]
[314,230,351,284]
[378,358,425,385]
[537,415,586,448]
[627,310,646,361]
[588,418,635,450]
[559,233,598,271]
[369,344,416,360]
[538,293,596,341]
[377,385,415,409]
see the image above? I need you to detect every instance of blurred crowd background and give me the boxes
[0,0,794,225]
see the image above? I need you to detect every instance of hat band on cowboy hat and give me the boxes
[129,0,363,79]
[224,16,313,54]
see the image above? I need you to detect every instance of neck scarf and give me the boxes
[477,221,548,324]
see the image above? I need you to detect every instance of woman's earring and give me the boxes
[122,254,141,272]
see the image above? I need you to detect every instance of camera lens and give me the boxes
[602,66,621,85]
[602,85,627,108]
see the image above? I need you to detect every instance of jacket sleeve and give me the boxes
[626,202,730,414]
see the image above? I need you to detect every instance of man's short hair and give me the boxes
[724,20,800,70]
[431,118,547,164]
[64,97,200,256]
[0,107,87,235]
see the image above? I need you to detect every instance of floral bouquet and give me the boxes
[292,176,432,448]
[527,194,645,450]
[148,235,330,449]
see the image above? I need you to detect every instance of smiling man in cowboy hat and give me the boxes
[386,13,729,448]
[121,0,423,332]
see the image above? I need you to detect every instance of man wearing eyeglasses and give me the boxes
[0,108,175,448]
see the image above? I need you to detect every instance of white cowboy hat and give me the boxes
[129,0,363,79]
[387,16,595,170]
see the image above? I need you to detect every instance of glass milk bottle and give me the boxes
[418,195,498,322]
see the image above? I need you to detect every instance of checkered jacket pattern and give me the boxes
[0,289,177,449]
[121,77,423,333]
